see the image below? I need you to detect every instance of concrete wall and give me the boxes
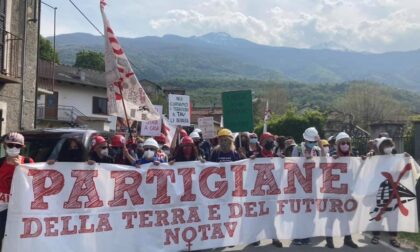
[37,83,117,131]
[0,0,39,133]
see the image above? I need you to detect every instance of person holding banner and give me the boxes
[109,135,131,165]
[88,135,114,164]
[325,132,359,249]
[134,138,166,166]
[0,132,33,248]
[169,136,200,164]
[234,132,252,158]
[249,133,262,157]
[210,128,242,163]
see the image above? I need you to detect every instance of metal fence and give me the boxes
[351,136,414,156]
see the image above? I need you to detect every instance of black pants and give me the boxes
[372,231,397,237]
[0,209,7,249]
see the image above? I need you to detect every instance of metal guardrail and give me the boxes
[37,104,89,127]
[0,28,23,81]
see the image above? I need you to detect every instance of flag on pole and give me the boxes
[263,100,271,133]
[100,0,160,121]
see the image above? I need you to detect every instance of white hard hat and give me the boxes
[376,137,393,149]
[335,132,351,142]
[303,127,318,141]
[143,138,159,149]
[193,128,202,133]
[189,131,200,139]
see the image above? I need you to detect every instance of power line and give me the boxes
[67,0,144,74]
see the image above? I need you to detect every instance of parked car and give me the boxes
[13,128,110,162]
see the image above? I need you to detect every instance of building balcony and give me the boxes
[0,28,23,84]
[37,60,55,94]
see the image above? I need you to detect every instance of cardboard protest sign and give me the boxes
[198,117,215,139]
[168,94,190,126]
[140,105,163,136]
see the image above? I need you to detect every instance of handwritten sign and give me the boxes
[168,94,190,126]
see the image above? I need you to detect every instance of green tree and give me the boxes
[74,50,105,71]
[255,107,326,142]
[39,36,59,63]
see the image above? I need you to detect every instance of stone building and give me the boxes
[0,0,40,135]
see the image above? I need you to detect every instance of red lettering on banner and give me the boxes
[178,168,196,202]
[20,217,42,238]
[187,207,201,223]
[96,214,112,232]
[164,228,180,245]
[171,208,186,225]
[284,162,315,193]
[211,223,225,239]
[122,211,137,229]
[208,205,221,220]
[109,171,144,207]
[228,203,243,218]
[316,199,328,212]
[244,202,258,217]
[155,210,170,227]
[139,210,153,227]
[224,222,238,237]
[344,198,358,212]
[251,164,281,196]
[63,170,103,209]
[320,163,348,194]
[146,169,175,205]
[259,201,270,216]
[199,167,228,199]
[302,199,315,212]
[231,165,247,197]
[44,217,58,236]
[329,198,344,213]
[29,169,64,210]
[290,199,301,213]
[277,200,288,214]
[79,215,95,233]
[198,224,211,240]
[61,216,77,235]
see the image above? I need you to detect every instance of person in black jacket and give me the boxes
[88,135,114,164]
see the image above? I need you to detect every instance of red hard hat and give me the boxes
[92,135,106,149]
[181,136,194,145]
[111,135,125,147]
[179,129,188,138]
[260,132,274,142]
[154,133,166,144]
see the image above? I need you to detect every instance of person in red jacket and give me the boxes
[0,132,33,247]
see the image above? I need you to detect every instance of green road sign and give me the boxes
[222,90,253,132]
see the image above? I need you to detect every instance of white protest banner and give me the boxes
[3,155,419,252]
[198,117,215,139]
[168,94,190,126]
[140,105,163,136]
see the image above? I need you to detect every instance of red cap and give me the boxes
[92,135,106,149]
[179,129,188,138]
[260,132,274,142]
[111,135,125,147]
[154,133,166,144]
[181,136,194,145]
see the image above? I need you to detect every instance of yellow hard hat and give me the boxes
[320,139,329,147]
[217,128,233,138]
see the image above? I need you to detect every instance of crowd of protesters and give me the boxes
[0,125,417,249]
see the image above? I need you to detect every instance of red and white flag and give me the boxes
[100,0,160,121]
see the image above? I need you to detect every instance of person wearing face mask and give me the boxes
[0,132,33,247]
[251,132,283,248]
[194,128,212,161]
[50,137,87,163]
[249,133,262,157]
[135,138,165,166]
[109,135,132,165]
[154,133,169,162]
[234,132,251,158]
[324,132,359,249]
[370,137,401,248]
[210,128,241,163]
[320,139,330,157]
[190,131,206,160]
[169,136,200,164]
[88,135,114,164]
[135,137,145,160]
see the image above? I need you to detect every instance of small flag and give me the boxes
[100,0,160,121]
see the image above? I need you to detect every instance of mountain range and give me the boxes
[51,32,420,90]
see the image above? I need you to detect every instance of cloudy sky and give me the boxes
[40,0,420,53]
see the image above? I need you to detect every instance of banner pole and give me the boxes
[117,84,133,142]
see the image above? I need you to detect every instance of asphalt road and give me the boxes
[199,234,417,252]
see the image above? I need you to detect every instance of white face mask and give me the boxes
[100,148,109,156]
[250,138,258,144]
[6,147,20,157]
[163,150,170,156]
[323,147,330,154]
[143,150,155,159]
[383,147,393,155]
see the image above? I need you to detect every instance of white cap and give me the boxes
[193,128,202,133]
[189,131,200,139]
[303,127,318,141]
[143,138,159,149]
[335,132,350,142]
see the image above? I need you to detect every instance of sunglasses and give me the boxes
[307,141,317,144]
[144,147,155,151]
[340,142,350,145]
[100,146,108,150]
[6,143,22,148]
